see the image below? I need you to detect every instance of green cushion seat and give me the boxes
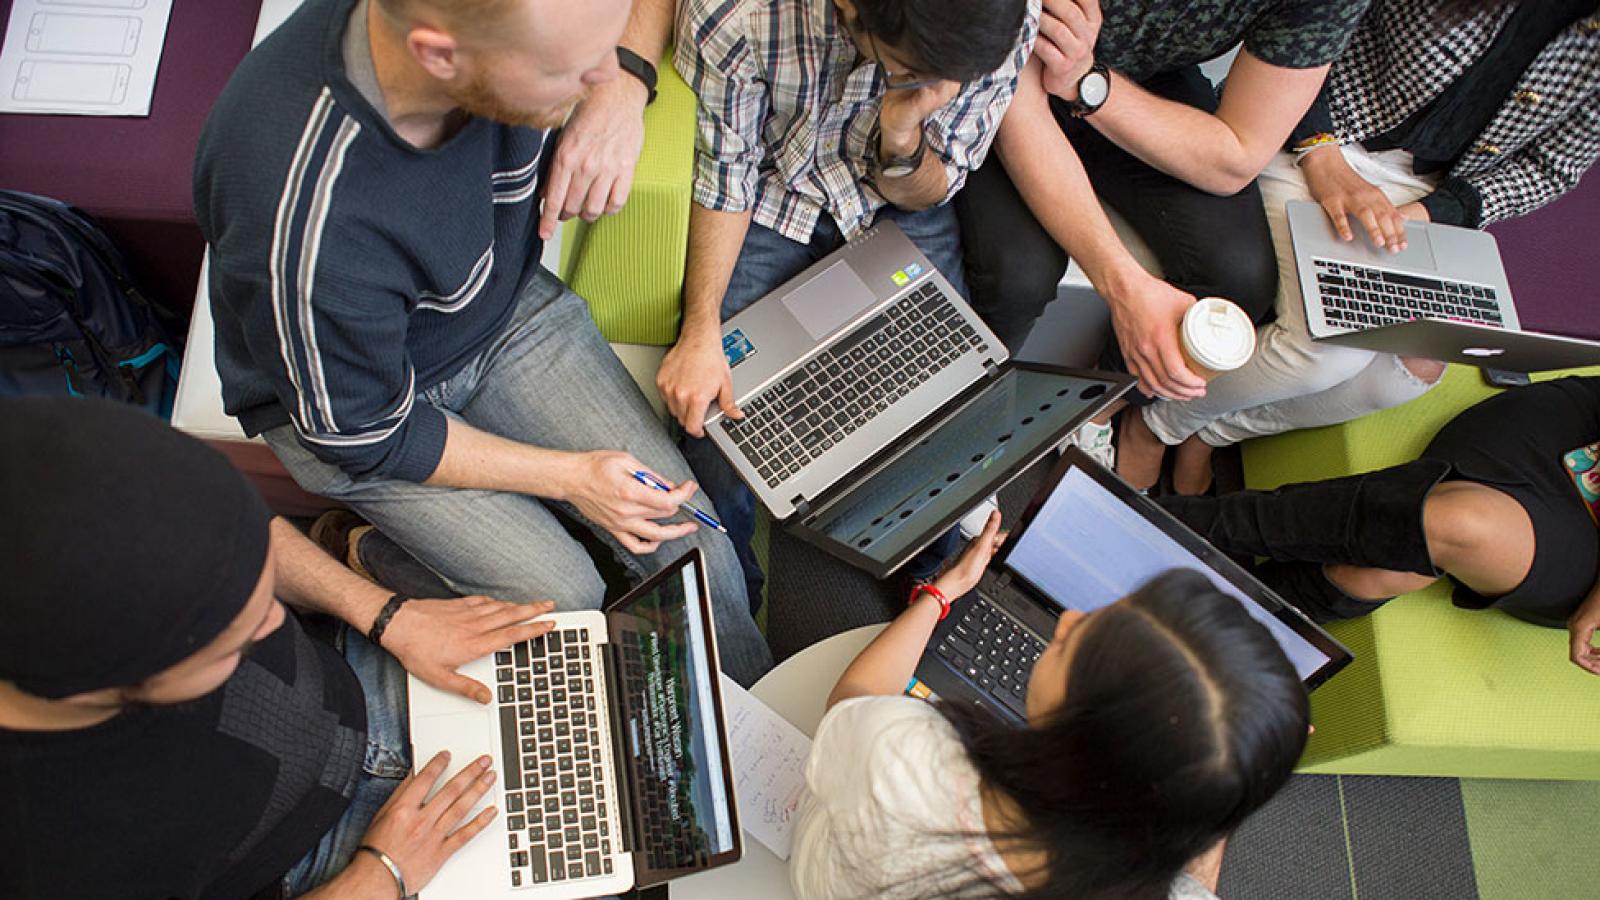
[559,50,696,347]
[1242,365,1600,780]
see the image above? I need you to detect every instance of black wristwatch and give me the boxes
[1068,63,1111,117]
[872,123,928,179]
[616,47,658,105]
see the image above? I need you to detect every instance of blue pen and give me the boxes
[632,470,728,533]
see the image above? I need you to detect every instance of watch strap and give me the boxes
[874,124,928,178]
[616,46,658,105]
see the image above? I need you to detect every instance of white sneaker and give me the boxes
[959,495,1000,540]
[1064,419,1116,469]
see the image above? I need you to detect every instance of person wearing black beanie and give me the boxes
[0,398,558,898]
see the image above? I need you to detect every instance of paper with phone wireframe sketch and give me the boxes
[720,674,813,860]
[0,0,173,116]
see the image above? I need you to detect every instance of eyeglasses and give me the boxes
[862,27,940,91]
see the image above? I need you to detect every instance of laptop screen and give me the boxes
[609,554,739,878]
[806,368,1119,570]
[1004,464,1337,682]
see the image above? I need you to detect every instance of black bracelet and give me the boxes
[616,46,658,105]
[367,594,410,648]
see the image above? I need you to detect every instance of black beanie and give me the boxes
[0,397,271,699]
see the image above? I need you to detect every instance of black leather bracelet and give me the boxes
[367,594,410,648]
[616,46,658,105]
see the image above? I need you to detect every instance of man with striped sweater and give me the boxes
[195,0,773,686]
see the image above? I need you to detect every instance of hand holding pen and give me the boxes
[632,470,728,533]
[564,451,704,555]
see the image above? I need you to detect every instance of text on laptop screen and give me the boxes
[1005,467,1330,679]
[611,563,736,867]
[809,370,1114,565]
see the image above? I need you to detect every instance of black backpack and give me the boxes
[0,190,182,418]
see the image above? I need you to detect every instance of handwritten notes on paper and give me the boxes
[0,0,174,116]
[721,675,812,860]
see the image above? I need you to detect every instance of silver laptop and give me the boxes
[705,221,1131,577]
[408,549,742,898]
[1287,199,1600,372]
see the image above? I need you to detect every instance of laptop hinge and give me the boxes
[599,641,640,855]
[983,358,1000,376]
[791,496,811,518]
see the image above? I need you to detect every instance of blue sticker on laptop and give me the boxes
[723,329,756,369]
[903,262,923,278]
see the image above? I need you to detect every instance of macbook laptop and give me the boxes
[1287,199,1600,373]
[409,549,742,898]
[910,449,1353,723]
[706,221,1133,578]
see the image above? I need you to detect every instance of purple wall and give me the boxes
[1488,171,1600,341]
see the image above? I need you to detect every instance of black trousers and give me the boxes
[956,65,1279,361]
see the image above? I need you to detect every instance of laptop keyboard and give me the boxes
[722,281,991,489]
[1313,259,1503,332]
[935,595,1044,717]
[495,629,616,888]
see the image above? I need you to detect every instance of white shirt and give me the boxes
[788,695,1220,899]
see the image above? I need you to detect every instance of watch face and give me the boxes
[882,161,918,178]
[1079,71,1110,108]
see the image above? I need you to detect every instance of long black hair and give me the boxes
[937,569,1310,899]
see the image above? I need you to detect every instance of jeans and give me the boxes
[679,204,969,607]
[1141,148,1441,447]
[282,628,411,895]
[266,268,773,686]
[955,65,1279,362]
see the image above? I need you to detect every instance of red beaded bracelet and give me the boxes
[909,582,951,620]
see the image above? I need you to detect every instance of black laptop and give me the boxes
[909,449,1353,722]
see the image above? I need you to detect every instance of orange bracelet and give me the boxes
[909,582,951,620]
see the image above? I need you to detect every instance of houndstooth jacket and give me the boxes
[1324,0,1600,225]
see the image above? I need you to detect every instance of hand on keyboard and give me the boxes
[657,330,742,438]
[354,752,497,897]
[560,451,700,554]
[1107,275,1206,401]
[385,597,559,704]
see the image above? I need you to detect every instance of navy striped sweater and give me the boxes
[194,0,550,482]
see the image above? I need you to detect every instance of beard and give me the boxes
[452,66,584,130]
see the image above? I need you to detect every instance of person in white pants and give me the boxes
[1120,0,1600,494]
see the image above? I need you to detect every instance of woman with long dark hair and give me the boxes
[788,513,1310,899]
[1120,0,1600,495]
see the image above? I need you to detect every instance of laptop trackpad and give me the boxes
[1343,217,1439,272]
[781,261,879,340]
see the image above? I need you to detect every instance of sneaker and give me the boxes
[1064,419,1115,469]
[959,495,1000,540]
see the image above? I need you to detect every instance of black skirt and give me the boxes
[1421,376,1600,626]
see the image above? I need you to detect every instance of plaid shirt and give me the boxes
[674,0,1039,244]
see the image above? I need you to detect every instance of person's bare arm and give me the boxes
[1087,50,1328,195]
[539,0,677,239]
[873,81,962,210]
[828,514,1004,708]
[997,59,1205,400]
[268,518,557,703]
[425,417,698,555]
[656,204,752,436]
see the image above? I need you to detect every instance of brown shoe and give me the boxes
[309,508,378,582]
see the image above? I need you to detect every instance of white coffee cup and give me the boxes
[1179,297,1256,380]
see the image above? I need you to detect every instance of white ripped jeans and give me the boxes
[1143,147,1443,448]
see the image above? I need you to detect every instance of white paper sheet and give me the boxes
[0,0,173,116]
[720,675,813,861]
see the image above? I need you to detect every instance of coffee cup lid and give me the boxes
[1181,298,1256,371]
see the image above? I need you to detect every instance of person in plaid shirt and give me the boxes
[663,0,1038,608]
